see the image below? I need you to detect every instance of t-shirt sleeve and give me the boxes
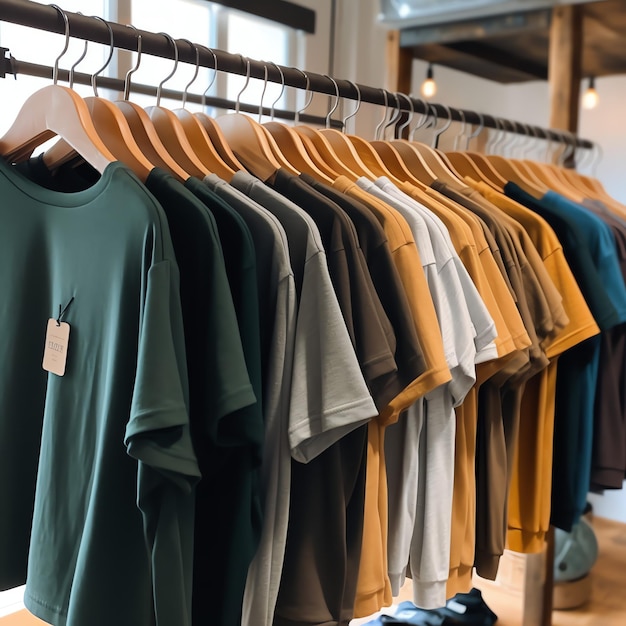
[288,251,378,463]
[124,258,200,626]
[125,259,200,484]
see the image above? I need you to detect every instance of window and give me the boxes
[0,0,297,135]
[0,1,298,612]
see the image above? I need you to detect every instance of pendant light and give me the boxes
[421,63,437,99]
[582,76,599,110]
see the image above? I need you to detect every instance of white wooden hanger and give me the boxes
[0,4,114,173]
[215,56,290,181]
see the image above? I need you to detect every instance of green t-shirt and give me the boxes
[0,157,199,626]
[184,176,264,626]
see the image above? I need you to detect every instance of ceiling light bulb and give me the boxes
[421,64,437,99]
[582,77,599,110]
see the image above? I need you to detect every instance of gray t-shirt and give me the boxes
[228,171,377,626]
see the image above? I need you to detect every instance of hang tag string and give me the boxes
[56,296,75,326]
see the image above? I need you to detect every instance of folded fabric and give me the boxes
[378,602,445,625]
[435,589,497,625]
[363,589,497,626]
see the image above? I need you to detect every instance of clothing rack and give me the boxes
[0,4,579,626]
[0,0,594,152]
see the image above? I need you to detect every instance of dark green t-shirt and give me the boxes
[0,157,199,626]
[183,175,264,626]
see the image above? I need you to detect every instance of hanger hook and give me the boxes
[427,104,439,147]
[49,4,70,85]
[499,118,513,155]
[68,12,88,90]
[258,62,269,123]
[432,103,452,149]
[409,96,430,141]
[156,32,179,107]
[383,92,403,140]
[269,62,285,121]
[520,122,535,159]
[123,25,142,101]
[590,141,603,177]
[554,131,568,166]
[453,109,466,150]
[342,81,361,132]
[178,39,199,108]
[90,16,115,97]
[323,74,340,129]
[396,92,414,137]
[235,55,251,114]
[466,111,484,150]
[374,89,390,140]
[294,69,313,125]
[486,116,501,154]
[201,46,218,111]
[557,130,576,167]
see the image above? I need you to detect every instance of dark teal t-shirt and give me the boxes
[0,157,199,626]
[150,172,263,626]
[505,182,626,531]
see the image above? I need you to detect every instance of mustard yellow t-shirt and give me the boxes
[332,176,451,618]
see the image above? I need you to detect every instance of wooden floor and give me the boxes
[3,517,626,625]
[471,516,626,626]
[352,515,626,626]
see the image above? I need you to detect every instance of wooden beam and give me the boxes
[444,41,548,80]
[548,4,583,134]
[385,30,413,94]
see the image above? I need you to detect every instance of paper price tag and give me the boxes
[42,319,71,376]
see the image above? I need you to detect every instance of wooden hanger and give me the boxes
[483,119,547,197]
[43,17,153,181]
[171,41,237,181]
[114,26,190,181]
[448,115,511,189]
[316,79,385,180]
[441,110,498,189]
[291,75,372,180]
[391,102,466,186]
[0,7,115,174]
[215,57,293,182]
[186,47,246,173]
[144,33,213,179]
[262,64,334,183]
[365,91,434,186]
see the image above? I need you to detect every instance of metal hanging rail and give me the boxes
[0,0,594,149]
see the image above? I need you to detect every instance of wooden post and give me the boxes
[385,29,413,94]
[385,30,413,137]
[542,526,556,626]
[548,4,583,165]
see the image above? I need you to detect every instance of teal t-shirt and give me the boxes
[0,157,199,626]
